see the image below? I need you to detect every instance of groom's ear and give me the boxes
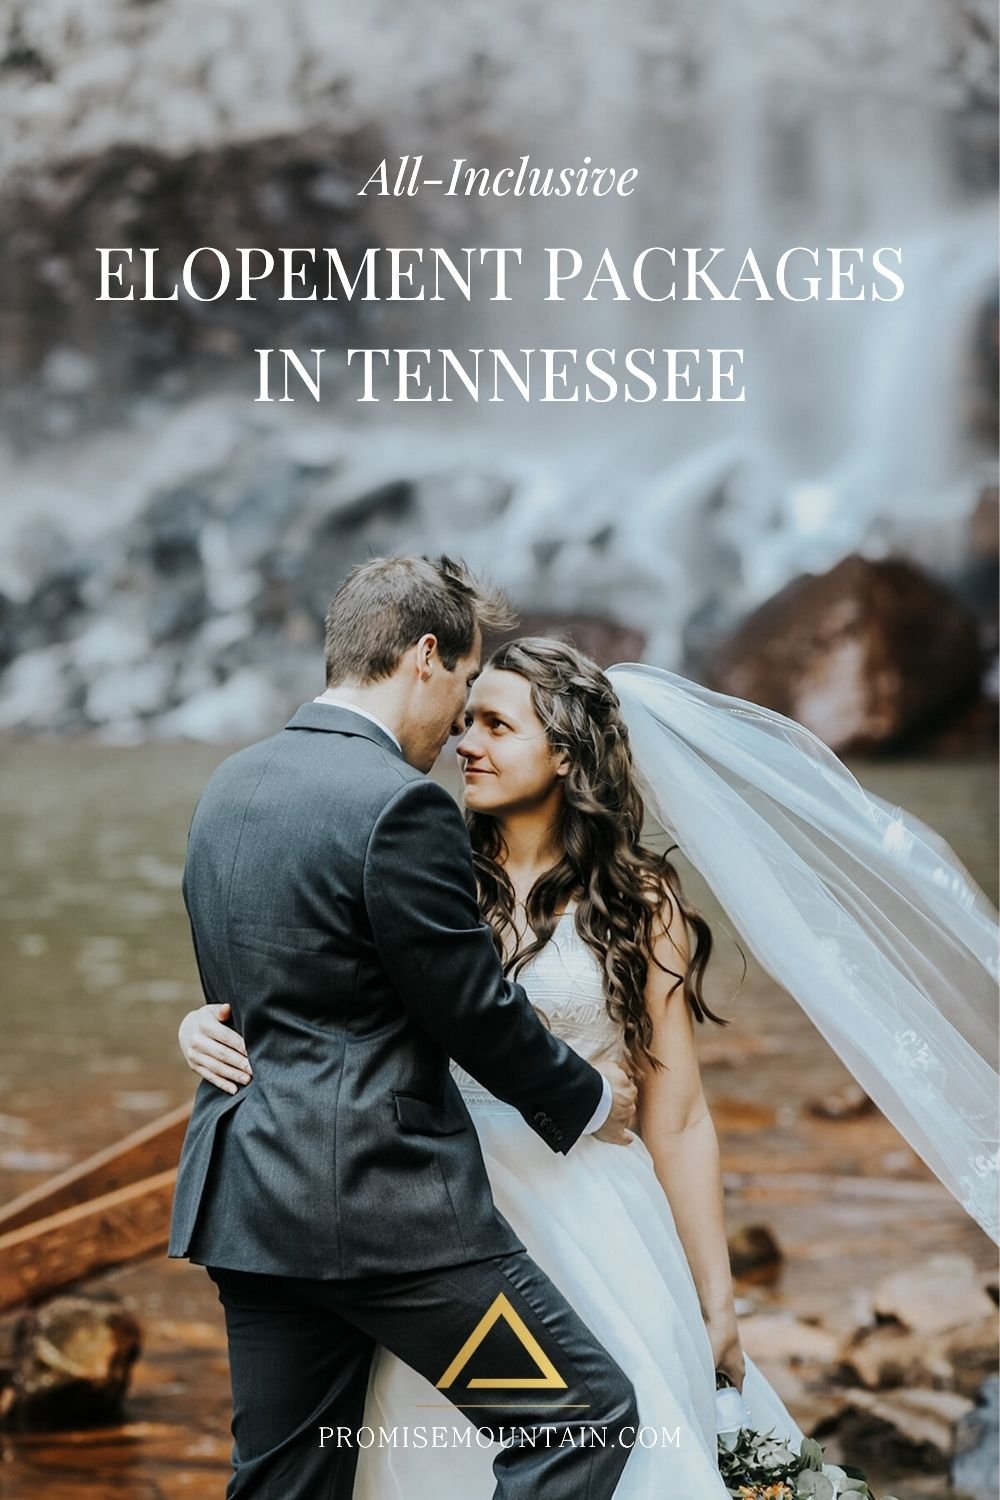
[414,633,439,679]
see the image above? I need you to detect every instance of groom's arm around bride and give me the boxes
[167,554,640,1500]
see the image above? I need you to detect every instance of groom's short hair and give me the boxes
[324,555,514,684]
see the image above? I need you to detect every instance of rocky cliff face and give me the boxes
[0,132,375,444]
[1,0,994,185]
[0,0,995,739]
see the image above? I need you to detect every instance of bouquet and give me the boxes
[714,1373,897,1500]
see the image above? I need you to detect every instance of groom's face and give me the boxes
[406,631,482,773]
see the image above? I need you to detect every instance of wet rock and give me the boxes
[73,613,152,674]
[835,1386,974,1461]
[20,565,89,651]
[123,485,210,646]
[318,477,417,534]
[273,479,420,625]
[872,1254,995,1336]
[919,692,999,759]
[0,643,75,730]
[760,1362,842,1438]
[155,667,284,740]
[968,291,999,446]
[213,461,305,575]
[738,1311,840,1366]
[952,1374,999,1500]
[283,424,346,474]
[139,487,205,580]
[413,471,514,531]
[7,516,78,593]
[196,610,257,660]
[146,575,208,646]
[962,484,999,627]
[85,660,175,725]
[705,556,982,752]
[0,130,372,444]
[1,1294,141,1429]
[842,1314,998,1394]
[805,1083,875,1121]
[968,483,998,558]
[844,1323,950,1391]
[728,1223,784,1280]
[712,1098,778,1131]
[41,346,97,398]
[0,590,18,672]
[0,436,983,746]
[252,548,307,632]
[491,613,647,669]
[944,1317,1000,1400]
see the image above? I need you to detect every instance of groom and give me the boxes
[168,554,639,1499]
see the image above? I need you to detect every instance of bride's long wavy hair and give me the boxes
[467,638,728,1070]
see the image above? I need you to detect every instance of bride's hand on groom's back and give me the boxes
[178,1003,253,1095]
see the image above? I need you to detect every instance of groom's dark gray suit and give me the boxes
[169,702,637,1499]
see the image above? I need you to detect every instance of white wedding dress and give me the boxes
[354,912,804,1499]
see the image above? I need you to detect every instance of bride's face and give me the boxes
[456,668,569,817]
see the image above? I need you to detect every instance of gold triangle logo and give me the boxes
[436,1292,567,1390]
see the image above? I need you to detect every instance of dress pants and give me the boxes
[208,1248,639,1499]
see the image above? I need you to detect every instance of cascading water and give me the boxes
[0,0,994,731]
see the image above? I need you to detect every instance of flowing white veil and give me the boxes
[607,663,1000,1243]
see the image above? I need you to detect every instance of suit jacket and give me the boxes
[167,703,604,1278]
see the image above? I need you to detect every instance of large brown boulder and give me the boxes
[488,613,646,670]
[705,556,982,752]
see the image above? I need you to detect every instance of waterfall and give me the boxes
[0,0,994,732]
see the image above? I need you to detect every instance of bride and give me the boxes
[179,637,999,1497]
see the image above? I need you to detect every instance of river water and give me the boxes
[0,744,996,1498]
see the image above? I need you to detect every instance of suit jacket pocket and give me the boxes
[393,1092,468,1136]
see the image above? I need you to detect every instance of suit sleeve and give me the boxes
[363,776,604,1153]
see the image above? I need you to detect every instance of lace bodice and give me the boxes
[451,911,626,1111]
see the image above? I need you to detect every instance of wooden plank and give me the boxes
[0,1102,191,1235]
[0,1169,177,1312]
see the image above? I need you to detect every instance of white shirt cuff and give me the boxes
[582,1074,613,1135]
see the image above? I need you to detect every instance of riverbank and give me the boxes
[0,746,995,1497]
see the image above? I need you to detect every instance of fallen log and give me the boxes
[0,1169,178,1313]
[0,1102,194,1311]
[0,1102,191,1237]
